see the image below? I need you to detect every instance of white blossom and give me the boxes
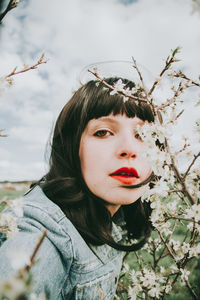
[187,222,194,231]
[180,268,190,281]
[0,277,28,300]
[160,266,165,274]
[184,204,200,222]
[29,293,48,300]
[130,269,140,282]
[110,79,126,95]
[128,284,142,300]
[150,178,170,197]
[189,244,200,258]
[148,284,163,299]
[170,264,179,274]
[164,282,173,294]
[140,269,157,288]
[158,221,172,236]
[0,212,19,238]
[169,239,181,252]
[167,200,178,215]
[181,242,191,254]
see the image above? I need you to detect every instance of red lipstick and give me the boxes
[110,167,139,185]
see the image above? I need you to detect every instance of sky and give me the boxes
[0,0,199,181]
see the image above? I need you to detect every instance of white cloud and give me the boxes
[0,160,47,181]
[0,0,200,180]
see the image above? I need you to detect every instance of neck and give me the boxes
[105,204,121,217]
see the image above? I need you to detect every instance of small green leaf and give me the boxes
[0,202,7,213]
[176,109,184,119]
[172,46,181,57]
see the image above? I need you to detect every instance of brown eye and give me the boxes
[134,133,143,141]
[94,130,110,137]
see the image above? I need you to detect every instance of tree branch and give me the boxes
[5,53,47,79]
[0,0,19,23]
[148,47,181,96]
[183,151,200,180]
[131,56,149,99]
[184,278,199,300]
[172,71,200,88]
[88,69,148,103]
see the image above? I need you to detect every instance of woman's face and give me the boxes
[79,114,152,216]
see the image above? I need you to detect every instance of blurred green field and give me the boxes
[0,189,26,200]
[0,182,30,200]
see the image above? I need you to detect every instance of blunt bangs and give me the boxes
[79,78,154,130]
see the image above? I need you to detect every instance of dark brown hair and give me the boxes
[41,77,154,251]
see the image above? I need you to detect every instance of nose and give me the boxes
[117,136,139,159]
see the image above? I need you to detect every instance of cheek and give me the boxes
[79,141,98,179]
[79,142,109,194]
[80,138,108,167]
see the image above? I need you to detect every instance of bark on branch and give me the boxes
[0,0,19,23]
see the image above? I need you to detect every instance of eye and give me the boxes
[94,130,112,137]
[134,133,143,141]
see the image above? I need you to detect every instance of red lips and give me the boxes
[110,167,139,184]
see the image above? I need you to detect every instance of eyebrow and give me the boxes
[84,117,118,133]
[92,116,145,126]
[93,116,118,124]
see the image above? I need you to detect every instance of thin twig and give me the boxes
[25,231,47,271]
[0,0,19,23]
[167,189,185,193]
[184,278,199,300]
[156,81,184,111]
[156,220,178,263]
[152,240,157,269]
[131,56,149,99]
[161,275,171,300]
[5,54,47,79]
[165,216,200,224]
[172,71,200,88]
[88,69,148,103]
[148,47,181,96]
[155,228,178,263]
[171,157,196,205]
[134,251,144,270]
[164,138,196,205]
[183,151,200,180]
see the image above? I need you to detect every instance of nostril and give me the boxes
[120,152,127,157]
[120,152,136,158]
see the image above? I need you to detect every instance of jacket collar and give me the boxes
[89,223,124,264]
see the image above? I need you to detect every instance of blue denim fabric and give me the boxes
[0,186,125,299]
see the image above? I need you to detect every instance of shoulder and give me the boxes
[23,185,66,224]
[15,185,75,259]
[0,185,74,296]
[21,185,93,260]
[22,185,83,238]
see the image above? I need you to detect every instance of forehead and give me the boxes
[85,114,145,129]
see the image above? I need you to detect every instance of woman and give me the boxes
[0,77,154,299]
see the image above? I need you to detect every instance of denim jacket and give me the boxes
[0,186,125,299]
